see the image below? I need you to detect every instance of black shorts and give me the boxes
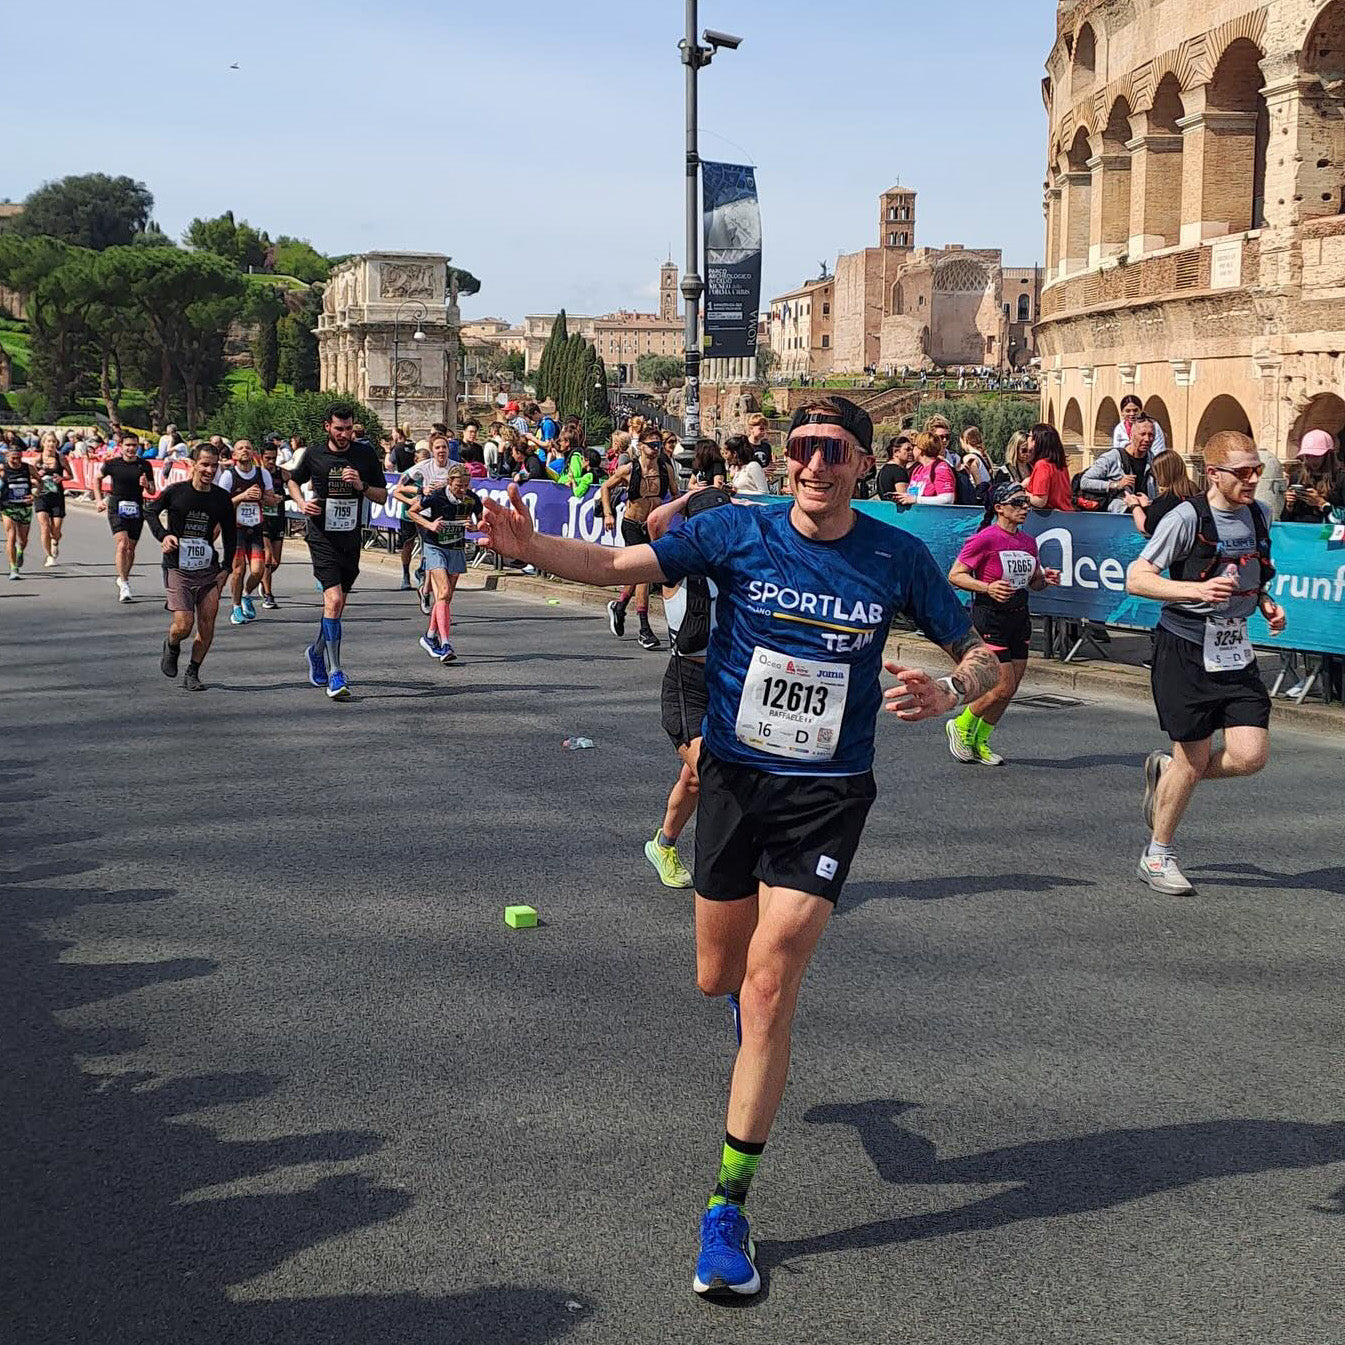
[34,493,65,517]
[621,517,651,548]
[109,510,144,540]
[235,524,267,561]
[307,533,360,593]
[661,656,708,749]
[1150,624,1271,743]
[399,519,419,550]
[694,748,877,904]
[263,514,286,543]
[973,601,1031,663]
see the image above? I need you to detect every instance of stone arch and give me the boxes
[1061,128,1095,274]
[1062,397,1085,444]
[1193,393,1253,449]
[1072,23,1097,101]
[1143,394,1173,447]
[1300,2,1345,219]
[1132,74,1185,251]
[1096,97,1134,260]
[934,258,990,292]
[892,281,905,316]
[1204,37,1269,232]
[1094,396,1121,447]
[1017,292,1031,322]
[1047,399,1057,428]
[1289,391,1345,451]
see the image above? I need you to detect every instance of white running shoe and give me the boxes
[117,580,133,603]
[1136,851,1195,895]
[44,554,56,568]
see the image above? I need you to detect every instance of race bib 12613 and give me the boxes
[735,646,850,763]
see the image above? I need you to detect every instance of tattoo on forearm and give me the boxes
[944,630,1000,702]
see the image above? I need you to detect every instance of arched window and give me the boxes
[1193,394,1253,449]
[1301,2,1345,219]
[1062,398,1085,444]
[1289,392,1345,451]
[1072,23,1097,100]
[1017,293,1031,322]
[1143,396,1173,448]
[1205,38,1269,233]
[1094,397,1120,447]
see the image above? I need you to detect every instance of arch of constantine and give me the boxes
[1038,0,1345,460]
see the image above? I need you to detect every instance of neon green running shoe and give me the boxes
[645,835,693,888]
[972,740,1004,766]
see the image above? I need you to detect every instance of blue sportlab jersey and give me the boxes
[650,503,971,777]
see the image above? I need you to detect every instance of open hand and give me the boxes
[986,580,1017,604]
[882,661,956,722]
[480,483,536,559]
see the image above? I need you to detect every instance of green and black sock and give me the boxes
[708,1133,764,1209]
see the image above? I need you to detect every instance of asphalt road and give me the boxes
[4,512,1344,1345]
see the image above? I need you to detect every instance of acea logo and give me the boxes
[1032,525,1128,591]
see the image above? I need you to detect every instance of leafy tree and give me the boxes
[208,389,382,452]
[504,350,525,380]
[585,353,613,446]
[636,353,683,387]
[277,289,320,392]
[448,266,482,299]
[271,236,329,283]
[252,319,279,393]
[0,235,88,417]
[558,333,588,419]
[756,346,777,380]
[17,174,153,251]
[184,211,269,271]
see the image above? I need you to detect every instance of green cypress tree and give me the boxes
[559,333,587,418]
[585,352,613,446]
[536,308,567,403]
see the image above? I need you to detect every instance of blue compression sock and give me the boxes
[321,616,342,673]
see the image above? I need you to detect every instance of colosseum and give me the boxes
[1037,0,1345,463]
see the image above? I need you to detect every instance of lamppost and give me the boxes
[678,5,741,453]
[391,300,427,435]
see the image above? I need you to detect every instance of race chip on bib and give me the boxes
[735,646,850,763]
[118,500,140,518]
[999,549,1035,589]
[178,537,213,572]
[237,501,261,527]
[1204,615,1254,673]
[324,496,358,532]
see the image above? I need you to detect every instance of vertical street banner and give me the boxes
[702,161,762,360]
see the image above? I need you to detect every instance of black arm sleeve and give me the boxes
[217,495,238,571]
[146,487,172,542]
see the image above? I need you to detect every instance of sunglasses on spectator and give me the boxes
[1211,463,1265,482]
[786,436,855,467]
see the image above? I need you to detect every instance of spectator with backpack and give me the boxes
[1078,415,1159,512]
[898,432,957,504]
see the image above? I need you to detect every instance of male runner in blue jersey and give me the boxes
[480,395,1000,1299]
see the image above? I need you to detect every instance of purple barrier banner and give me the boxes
[369,474,625,546]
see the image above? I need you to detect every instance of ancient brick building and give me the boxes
[1038,0,1345,458]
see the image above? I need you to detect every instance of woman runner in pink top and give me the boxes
[945,480,1060,764]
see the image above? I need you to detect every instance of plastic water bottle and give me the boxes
[562,737,595,750]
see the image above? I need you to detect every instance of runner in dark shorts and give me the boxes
[285,404,388,701]
[2,443,41,581]
[96,435,157,602]
[146,445,237,691]
[258,440,288,609]
[33,430,71,568]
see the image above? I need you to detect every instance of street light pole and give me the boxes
[681,0,704,451]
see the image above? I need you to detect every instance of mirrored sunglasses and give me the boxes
[786,436,854,466]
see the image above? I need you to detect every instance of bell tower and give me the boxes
[879,185,917,253]
[659,259,679,321]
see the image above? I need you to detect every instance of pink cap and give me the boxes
[1298,429,1335,457]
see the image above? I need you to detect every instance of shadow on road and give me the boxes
[1189,863,1345,897]
[0,770,587,1345]
[755,1098,1345,1271]
[1012,752,1140,771]
[839,872,1093,913]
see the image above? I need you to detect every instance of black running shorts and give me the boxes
[399,518,419,550]
[35,493,66,518]
[621,517,651,548]
[263,514,286,543]
[235,524,267,561]
[661,656,708,749]
[1150,624,1271,743]
[694,748,877,904]
[307,533,361,593]
[109,511,144,541]
[972,600,1031,664]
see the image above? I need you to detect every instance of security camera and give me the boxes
[703,29,743,49]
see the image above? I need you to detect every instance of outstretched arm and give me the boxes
[882,628,1000,722]
[480,483,666,587]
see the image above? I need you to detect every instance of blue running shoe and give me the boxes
[727,992,742,1047]
[419,634,443,659]
[693,1204,759,1297]
[305,643,328,687]
[241,595,257,620]
[439,641,457,665]
[326,670,351,700]
[229,606,247,626]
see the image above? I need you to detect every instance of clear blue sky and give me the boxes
[8,0,1056,322]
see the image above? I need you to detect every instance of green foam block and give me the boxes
[505,904,538,929]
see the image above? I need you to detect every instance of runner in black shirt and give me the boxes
[386,430,420,589]
[258,440,289,609]
[285,403,388,700]
[146,445,237,691]
[2,443,41,581]
[96,434,157,602]
[405,464,482,663]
